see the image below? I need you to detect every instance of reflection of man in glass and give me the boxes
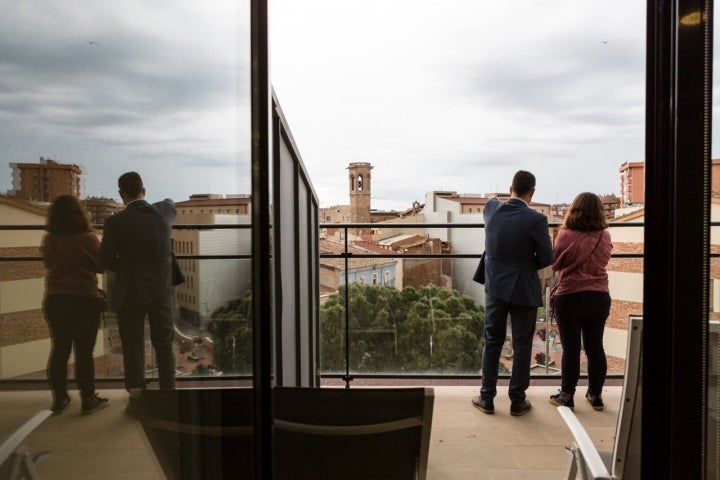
[99,172,177,411]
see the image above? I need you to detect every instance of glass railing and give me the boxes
[318,222,646,385]
[0,220,648,386]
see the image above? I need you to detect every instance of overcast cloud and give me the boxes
[270,0,648,208]
[0,1,251,202]
[0,2,715,210]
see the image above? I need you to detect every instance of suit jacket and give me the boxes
[99,198,176,310]
[483,197,554,307]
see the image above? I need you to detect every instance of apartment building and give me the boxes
[620,158,720,208]
[82,197,123,225]
[9,157,82,202]
[173,194,252,327]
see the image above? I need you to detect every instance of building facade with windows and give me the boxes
[173,195,252,327]
[9,157,82,202]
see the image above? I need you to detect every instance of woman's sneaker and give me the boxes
[549,390,574,410]
[585,392,604,411]
[51,394,71,415]
[81,393,109,415]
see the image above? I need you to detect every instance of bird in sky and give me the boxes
[87,41,96,46]
[601,40,609,45]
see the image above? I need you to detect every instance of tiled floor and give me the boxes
[0,385,620,479]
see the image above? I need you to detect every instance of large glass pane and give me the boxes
[273,1,645,380]
[0,2,251,386]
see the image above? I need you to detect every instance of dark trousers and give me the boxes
[554,291,611,396]
[118,300,176,391]
[481,293,537,401]
[44,294,102,399]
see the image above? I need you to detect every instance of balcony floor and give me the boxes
[0,385,621,479]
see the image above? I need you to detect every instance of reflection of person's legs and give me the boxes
[73,297,102,397]
[481,293,509,399]
[581,292,611,395]
[44,295,73,399]
[118,306,147,391]
[555,294,582,395]
[148,299,176,390]
[508,304,537,401]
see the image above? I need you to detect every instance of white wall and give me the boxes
[198,225,252,318]
[0,204,45,248]
[604,327,630,359]
[0,338,50,378]
[607,223,644,243]
[0,329,107,379]
[608,271,643,303]
[0,278,44,314]
[421,207,486,302]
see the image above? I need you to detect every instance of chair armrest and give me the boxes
[0,410,52,466]
[557,406,613,480]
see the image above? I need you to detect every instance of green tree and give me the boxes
[206,283,485,375]
[207,291,253,374]
[320,283,484,374]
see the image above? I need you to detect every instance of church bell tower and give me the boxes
[348,162,372,225]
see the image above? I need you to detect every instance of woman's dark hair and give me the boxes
[46,195,94,234]
[562,192,609,231]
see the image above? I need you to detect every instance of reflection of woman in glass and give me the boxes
[42,195,109,415]
[548,192,612,411]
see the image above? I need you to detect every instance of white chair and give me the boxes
[0,410,52,480]
[558,315,643,480]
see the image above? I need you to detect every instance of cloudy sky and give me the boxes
[0,1,251,202]
[0,2,714,210]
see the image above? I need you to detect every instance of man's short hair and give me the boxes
[118,171,144,197]
[511,170,536,196]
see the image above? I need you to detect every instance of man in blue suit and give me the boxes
[472,170,553,416]
[99,172,177,401]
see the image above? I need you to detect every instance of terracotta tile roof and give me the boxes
[319,239,397,270]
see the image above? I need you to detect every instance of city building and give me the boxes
[355,235,450,289]
[618,161,645,207]
[320,162,414,239]
[82,196,123,225]
[319,238,398,299]
[620,158,720,208]
[552,194,620,219]
[173,194,252,327]
[9,157,82,202]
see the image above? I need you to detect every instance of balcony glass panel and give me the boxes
[318,222,642,379]
[0,1,252,384]
[1,221,640,384]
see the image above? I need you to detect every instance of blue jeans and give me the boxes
[554,291,611,396]
[481,293,537,401]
